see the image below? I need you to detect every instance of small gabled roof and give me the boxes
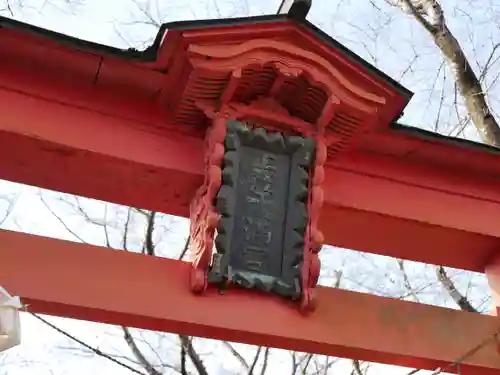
[0,12,412,100]
[0,9,496,159]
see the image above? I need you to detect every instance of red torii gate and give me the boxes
[1,1,500,373]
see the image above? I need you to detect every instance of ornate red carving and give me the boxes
[189,116,326,311]
[186,32,386,310]
[189,116,226,293]
[301,136,327,311]
[187,39,386,111]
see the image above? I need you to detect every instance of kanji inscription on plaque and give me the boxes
[209,120,315,298]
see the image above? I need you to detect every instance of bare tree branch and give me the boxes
[39,191,88,244]
[122,207,132,250]
[143,210,156,255]
[6,1,13,15]
[397,259,421,302]
[180,343,187,375]
[248,346,262,375]
[478,43,500,83]
[300,353,314,374]
[103,204,112,248]
[351,359,363,375]
[222,341,249,370]
[30,313,147,375]
[179,235,190,261]
[436,266,478,313]
[179,335,210,375]
[123,327,163,375]
[395,0,436,33]
[0,190,18,228]
[391,0,500,146]
[259,348,270,375]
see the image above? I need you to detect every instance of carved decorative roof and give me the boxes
[145,18,412,159]
[2,12,497,166]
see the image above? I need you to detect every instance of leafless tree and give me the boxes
[0,0,83,17]
[384,0,498,315]
[4,0,500,374]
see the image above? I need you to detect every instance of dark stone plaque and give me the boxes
[208,120,315,299]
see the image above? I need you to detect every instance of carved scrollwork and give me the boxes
[300,136,326,312]
[185,31,388,311]
[189,117,226,293]
[187,39,386,111]
[189,116,323,313]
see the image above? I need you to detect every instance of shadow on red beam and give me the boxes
[0,88,499,272]
[0,230,499,374]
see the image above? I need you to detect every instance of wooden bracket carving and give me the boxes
[189,117,325,312]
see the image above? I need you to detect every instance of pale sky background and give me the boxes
[0,0,497,374]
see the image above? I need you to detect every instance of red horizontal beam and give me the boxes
[1,229,499,374]
[0,85,498,271]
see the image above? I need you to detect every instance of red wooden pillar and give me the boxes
[486,255,500,317]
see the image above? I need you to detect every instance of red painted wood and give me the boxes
[1,19,500,372]
[486,254,500,317]
[324,206,498,271]
[0,86,498,271]
[325,167,500,238]
[1,229,499,374]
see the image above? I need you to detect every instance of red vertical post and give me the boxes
[486,254,500,318]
